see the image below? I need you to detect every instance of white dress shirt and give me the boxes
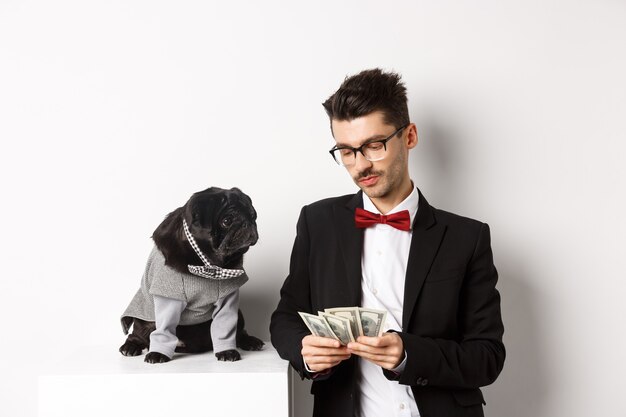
[357,186,421,417]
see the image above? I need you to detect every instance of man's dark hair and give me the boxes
[322,68,410,132]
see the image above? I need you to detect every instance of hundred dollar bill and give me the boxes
[319,313,355,345]
[358,307,387,337]
[298,312,340,341]
[324,307,364,338]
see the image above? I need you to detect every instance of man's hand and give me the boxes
[301,335,351,373]
[347,332,404,370]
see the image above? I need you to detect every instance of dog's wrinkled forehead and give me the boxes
[185,187,256,228]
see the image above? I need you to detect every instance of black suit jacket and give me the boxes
[270,190,505,417]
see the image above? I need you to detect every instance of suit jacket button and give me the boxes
[416,377,422,384]
[421,379,428,386]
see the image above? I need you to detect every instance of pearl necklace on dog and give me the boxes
[182,218,245,280]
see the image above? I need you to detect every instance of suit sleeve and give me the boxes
[386,223,505,389]
[270,206,324,380]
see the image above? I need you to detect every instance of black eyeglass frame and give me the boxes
[328,124,410,166]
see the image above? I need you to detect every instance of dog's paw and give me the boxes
[144,352,171,364]
[119,341,144,357]
[216,349,241,362]
[238,335,265,351]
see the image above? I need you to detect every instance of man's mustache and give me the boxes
[355,169,384,180]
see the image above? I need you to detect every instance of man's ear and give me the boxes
[406,124,418,149]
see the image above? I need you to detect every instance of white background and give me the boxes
[1,1,625,416]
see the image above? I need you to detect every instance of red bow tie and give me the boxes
[355,208,411,231]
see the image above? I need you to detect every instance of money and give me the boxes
[324,307,363,338]
[299,306,389,342]
[358,308,387,337]
[319,313,355,345]
[298,312,340,342]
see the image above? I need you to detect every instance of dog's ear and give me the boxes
[151,206,184,260]
[186,187,226,229]
[230,187,251,204]
[229,187,256,220]
[191,208,200,225]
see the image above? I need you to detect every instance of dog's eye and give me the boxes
[220,217,233,228]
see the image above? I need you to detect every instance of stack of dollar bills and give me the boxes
[298,307,388,346]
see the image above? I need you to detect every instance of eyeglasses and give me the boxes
[329,124,409,167]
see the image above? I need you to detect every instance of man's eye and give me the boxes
[366,142,384,151]
[339,148,353,156]
[221,217,233,227]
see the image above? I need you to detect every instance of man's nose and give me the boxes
[353,151,372,171]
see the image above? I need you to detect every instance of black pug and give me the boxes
[119,187,264,363]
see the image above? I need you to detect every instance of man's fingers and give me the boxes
[301,334,351,368]
[303,351,350,373]
[356,333,398,347]
[302,348,351,359]
[349,349,389,361]
[348,342,401,356]
[305,354,350,364]
[302,344,350,356]
[303,335,341,348]
[348,341,378,353]
[355,335,387,347]
[348,333,405,369]
[348,336,403,370]
[302,335,349,357]
[348,350,399,369]
[307,359,343,372]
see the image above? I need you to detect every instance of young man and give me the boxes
[270,68,505,417]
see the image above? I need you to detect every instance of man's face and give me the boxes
[331,111,414,201]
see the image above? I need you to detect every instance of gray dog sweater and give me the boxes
[121,245,248,356]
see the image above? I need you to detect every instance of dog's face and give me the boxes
[183,187,258,261]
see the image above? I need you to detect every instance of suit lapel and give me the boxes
[402,190,446,330]
[333,192,363,307]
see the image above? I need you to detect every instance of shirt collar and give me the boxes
[362,184,420,229]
